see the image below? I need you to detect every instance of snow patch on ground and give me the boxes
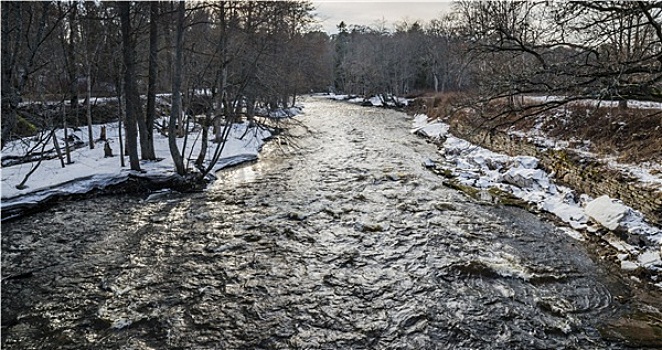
[509,123,662,192]
[585,195,628,231]
[505,97,662,190]
[412,114,449,140]
[325,93,410,107]
[256,105,303,119]
[524,96,662,110]
[411,114,662,280]
[1,107,302,213]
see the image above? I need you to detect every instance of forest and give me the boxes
[2,1,661,180]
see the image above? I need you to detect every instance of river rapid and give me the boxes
[2,97,661,349]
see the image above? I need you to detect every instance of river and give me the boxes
[2,97,661,349]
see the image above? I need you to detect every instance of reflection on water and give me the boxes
[2,97,661,349]
[215,162,260,187]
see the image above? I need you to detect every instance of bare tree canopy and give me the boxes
[456,1,662,108]
[1,1,331,178]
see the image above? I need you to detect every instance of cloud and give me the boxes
[311,1,454,33]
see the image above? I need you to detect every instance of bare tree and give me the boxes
[455,1,662,117]
[143,1,159,160]
[1,2,67,148]
[119,2,141,171]
[169,0,186,175]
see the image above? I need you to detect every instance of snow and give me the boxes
[412,114,449,140]
[524,95,662,110]
[0,107,301,214]
[256,106,303,119]
[559,227,584,241]
[621,260,640,271]
[368,96,383,107]
[509,116,662,192]
[606,160,662,192]
[324,93,410,107]
[585,195,629,231]
[411,113,662,278]
[638,251,662,268]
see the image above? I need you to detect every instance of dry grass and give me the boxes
[414,92,662,164]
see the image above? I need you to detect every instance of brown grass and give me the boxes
[412,92,662,164]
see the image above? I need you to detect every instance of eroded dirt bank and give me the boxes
[411,96,662,226]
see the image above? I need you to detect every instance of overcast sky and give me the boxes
[310,1,454,34]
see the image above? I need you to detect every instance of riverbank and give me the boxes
[1,109,300,221]
[405,94,662,288]
[414,94,662,222]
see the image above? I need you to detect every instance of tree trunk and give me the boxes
[195,114,210,169]
[117,88,125,168]
[169,0,186,175]
[86,67,94,149]
[143,1,159,160]
[63,103,73,164]
[134,4,152,160]
[53,132,65,168]
[0,1,15,148]
[119,2,141,171]
[65,4,79,109]
[619,99,628,110]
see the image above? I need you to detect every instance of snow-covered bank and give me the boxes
[325,93,410,108]
[506,112,662,192]
[411,113,662,287]
[1,109,301,218]
[523,95,662,110]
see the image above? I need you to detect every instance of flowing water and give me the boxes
[2,97,661,349]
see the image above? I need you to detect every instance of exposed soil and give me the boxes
[409,92,662,227]
[412,93,662,165]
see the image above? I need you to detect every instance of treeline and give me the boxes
[330,1,661,110]
[331,19,470,97]
[2,1,660,175]
[1,1,332,175]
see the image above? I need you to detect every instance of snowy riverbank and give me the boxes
[0,110,302,219]
[410,113,662,287]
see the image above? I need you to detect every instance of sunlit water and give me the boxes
[2,97,660,349]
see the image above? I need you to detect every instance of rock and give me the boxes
[501,168,549,190]
[637,251,662,268]
[484,157,504,171]
[511,156,539,169]
[423,158,436,169]
[620,260,639,271]
[355,222,386,232]
[286,211,307,221]
[585,195,629,231]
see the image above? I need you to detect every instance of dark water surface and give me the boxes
[2,98,661,349]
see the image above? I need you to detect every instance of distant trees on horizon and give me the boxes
[2,1,660,176]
